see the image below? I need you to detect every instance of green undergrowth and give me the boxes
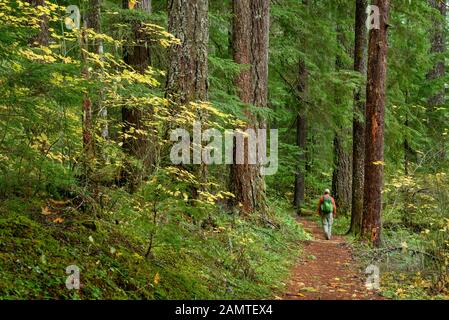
[353,226,449,300]
[0,197,309,299]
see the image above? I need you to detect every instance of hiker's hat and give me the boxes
[324,189,330,194]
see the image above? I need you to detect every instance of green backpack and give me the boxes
[321,195,333,213]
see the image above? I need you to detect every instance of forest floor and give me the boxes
[282,216,385,300]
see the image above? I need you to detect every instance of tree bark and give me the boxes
[427,0,446,107]
[230,0,254,213]
[121,0,155,187]
[427,0,446,160]
[86,0,108,142]
[80,0,104,165]
[166,0,209,198]
[26,0,49,46]
[249,0,269,110]
[361,0,390,247]
[293,114,307,211]
[166,0,208,104]
[230,0,269,214]
[332,23,352,215]
[404,114,410,176]
[87,0,101,49]
[293,58,308,213]
[348,0,367,235]
[332,132,352,214]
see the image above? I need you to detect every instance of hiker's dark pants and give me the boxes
[321,212,333,240]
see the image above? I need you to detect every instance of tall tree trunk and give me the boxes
[230,0,269,214]
[404,115,410,176]
[427,0,446,107]
[80,1,103,167]
[250,0,269,110]
[230,0,254,214]
[87,0,101,50]
[292,0,308,213]
[361,0,390,247]
[293,59,308,213]
[348,0,367,235]
[166,0,209,198]
[166,0,208,104]
[293,114,307,211]
[427,0,446,159]
[332,132,352,214]
[122,0,154,188]
[332,24,352,215]
[86,0,108,142]
[27,0,49,46]
[403,90,416,175]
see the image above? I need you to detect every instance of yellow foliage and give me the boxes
[41,206,52,215]
[153,272,160,285]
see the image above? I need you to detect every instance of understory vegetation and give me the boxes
[0,196,308,299]
[360,172,449,299]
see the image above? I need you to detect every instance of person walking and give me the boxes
[317,189,337,240]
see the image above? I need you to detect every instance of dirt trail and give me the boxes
[282,217,383,300]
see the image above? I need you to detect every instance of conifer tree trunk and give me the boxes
[230,0,253,213]
[427,0,446,159]
[230,0,269,214]
[121,0,154,187]
[332,24,352,215]
[166,0,208,104]
[87,0,108,142]
[81,39,94,164]
[427,0,446,107]
[26,0,49,46]
[80,1,104,165]
[404,114,410,175]
[293,0,309,213]
[332,132,352,214]
[293,59,308,212]
[349,0,368,235]
[166,0,209,198]
[293,114,306,211]
[361,0,390,247]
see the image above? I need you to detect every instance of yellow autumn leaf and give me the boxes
[53,217,64,223]
[154,272,160,285]
[396,288,405,296]
[133,252,144,260]
[41,206,52,215]
[49,199,70,206]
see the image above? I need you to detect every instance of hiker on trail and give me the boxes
[317,189,337,240]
